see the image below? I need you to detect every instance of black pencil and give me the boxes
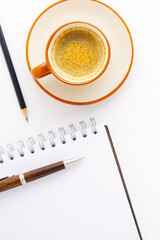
[0,25,28,121]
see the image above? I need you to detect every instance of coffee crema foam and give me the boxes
[51,27,106,81]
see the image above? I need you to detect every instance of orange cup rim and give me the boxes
[45,21,111,86]
[26,0,134,105]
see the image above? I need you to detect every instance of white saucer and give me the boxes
[26,0,133,105]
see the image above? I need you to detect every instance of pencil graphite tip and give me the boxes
[21,108,28,122]
[64,157,83,168]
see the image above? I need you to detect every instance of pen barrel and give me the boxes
[24,161,65,183]
[0,161,65,192]
[0,176,21,192]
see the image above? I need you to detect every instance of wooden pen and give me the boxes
[0,157,82,192]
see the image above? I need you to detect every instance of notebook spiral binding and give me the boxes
[0,118,97,163]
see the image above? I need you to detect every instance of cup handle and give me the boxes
[31,62,51,79]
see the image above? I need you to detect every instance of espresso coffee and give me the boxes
[51,27,106,81]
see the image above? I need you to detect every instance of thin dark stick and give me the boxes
[0,25,28,121]
[105,126,143,240]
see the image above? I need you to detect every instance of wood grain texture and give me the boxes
[24,161,65,183]
[0,161,65,192]
[0,176,21,192]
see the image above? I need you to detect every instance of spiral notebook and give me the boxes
[0,119,142,240]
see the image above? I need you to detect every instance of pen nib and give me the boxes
[63,157,83,168]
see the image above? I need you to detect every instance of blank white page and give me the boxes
[0,124,140,240]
